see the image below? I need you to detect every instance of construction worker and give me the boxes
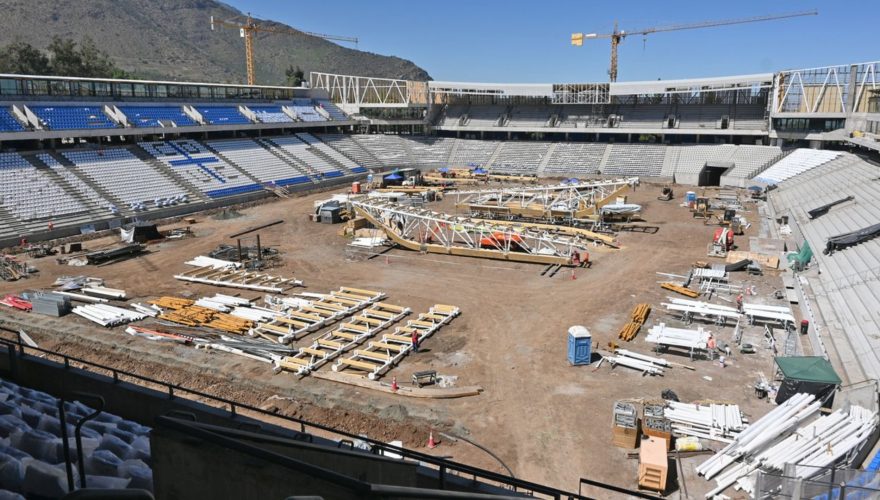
[736,293,744,313]
[411,331,420,353]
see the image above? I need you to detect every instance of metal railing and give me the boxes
[0,334,606,499]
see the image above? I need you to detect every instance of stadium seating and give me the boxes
[603,144,666,176]
[448,139,499,167]
[315,100,348,120]
[754,149,842,184]
[248,105,293,124]
[118,106,196,128]
[719,145,784,186]
[296,133,362,172]
[464,106,504,127]
[556,106,609,128]
[0,107,26,132]
[63,148,190,211]
[0,153,90,221]
[543,143,607,175]
[406,137,456,169]
[350,135,410,166]
[195,106,251,125]
[36,154,111,215]
[139,140,259,198]
[616,105,667,129]
[291,99,326,122]
[490,142,549,175]
[317,134,383,171]
[507,107,552,127]
[30,106,116,130]
[206,139,310,186]
[0,377,153,497]
[437,105,467,127]
[677,105,728,129]
[267,136,343,177]
[671,144,737,184]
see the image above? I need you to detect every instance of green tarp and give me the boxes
[787,241,813,268]
[775,356,842,384]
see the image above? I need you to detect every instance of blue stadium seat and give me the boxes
[0,107,26,132]
[29,106,117,130]
[119,106,197,127]
[195,106,251,125]
[248,105,294,124]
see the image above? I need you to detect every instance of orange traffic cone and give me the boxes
[391,376,399,392]
[427,430,438,449]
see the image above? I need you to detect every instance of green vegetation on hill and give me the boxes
[0,0,430,85]
[0,36,130,78]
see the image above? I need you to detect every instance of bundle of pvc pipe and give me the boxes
[53,291,107,303]
[184,256,241,269]
[697,393,822,496]
[131,303,161,317]
[72,304,146,327]
[615,349,671,367]
[229,306,278,322]
[705,402,878,497]
[603,355,664,376]
[194,298,232,312]
[665,401,746,443]
[208,294,252,306]
[81,286,127,300]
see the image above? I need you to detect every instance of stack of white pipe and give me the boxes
[194,298,231,312]
[53,291,107,303]
[209,294,252,306]
[645,323,711,349]
[615,349,671,367]
[184,256,241,269]
[230,306,279,322]
[665,401,746,443]
[72,304,146,327]
[131,303,161,317]
[81,286,127,300]
[604,355,664,375]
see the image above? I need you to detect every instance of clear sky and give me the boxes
[223,0,875,83]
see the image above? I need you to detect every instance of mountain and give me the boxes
[0,0,430,85]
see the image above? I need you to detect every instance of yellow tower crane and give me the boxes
[571,10,817,82]
[211,14,358,86]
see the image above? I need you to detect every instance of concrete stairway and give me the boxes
[256,138,320,184]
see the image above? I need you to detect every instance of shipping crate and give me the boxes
[638,436,668,492]
[611,419,640,449]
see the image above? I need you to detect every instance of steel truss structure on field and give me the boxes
[351,197,602,265]
[452,177,638,220]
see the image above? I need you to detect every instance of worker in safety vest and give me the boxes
[736,293,744,313]
[411,331,420,353]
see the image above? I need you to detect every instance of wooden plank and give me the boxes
[369,341,405,352]
[273,317,308,328]
[374,303,408,313]
[339,286,382,297]
[339,322,370,333]
[300,347,327,357]
[355,349,391,361]
[363,309,395,319]
[317,338,343,349]
[660,283,700,298]
[338,358,379,371]
[259,323,292,335]
[333,331,360,340]
[383,333,413,343]
[280,357,309,366]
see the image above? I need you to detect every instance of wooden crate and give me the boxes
[638,436,668,492]
[611,419,640,449]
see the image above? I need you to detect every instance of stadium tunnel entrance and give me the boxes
[698,161,734,186]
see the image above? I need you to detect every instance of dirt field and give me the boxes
[0,180,799,497]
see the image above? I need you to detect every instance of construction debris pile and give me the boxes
[697,393,879,497]
[150,296,255,334]
[0,255,32,281]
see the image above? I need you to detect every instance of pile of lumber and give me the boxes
[660,282,700,298]
[149,296,254,334]
[618,303,651,341]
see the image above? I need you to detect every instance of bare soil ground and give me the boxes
[0,181,797,497]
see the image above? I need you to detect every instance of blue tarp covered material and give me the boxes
[748,185,763,192]
[473,168,487,175]
[438,167,449,173]
[384,173,402,181]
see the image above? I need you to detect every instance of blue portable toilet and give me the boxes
[567,325,592,365]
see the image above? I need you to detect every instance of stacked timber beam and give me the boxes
[618,303,651,341]
[149,297,253,334]
[251,287,385,344]
[660,282,700,298]
[274,302,411,376]
[333,304,460,380]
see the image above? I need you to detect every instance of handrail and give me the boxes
[0,335,589,499]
